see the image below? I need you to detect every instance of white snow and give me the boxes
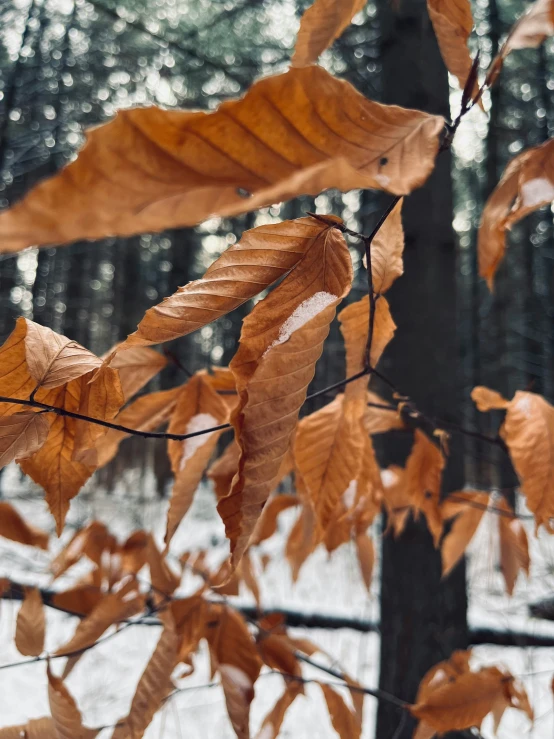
[374,173,390,188]
[180,413,218,470]
[219,664,253,693]
[514,394,532,418]
[380,468,397,488]
[342,480,358,510]
[520,177,554,208]
[264,292,337,356]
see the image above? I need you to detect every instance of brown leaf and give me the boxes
[471,385,509,412]
[208,440,240,501]
[25,319,101,390]
[95,385,182,469]
[427,0,478,97]
[320,683,361,739]
[51,521,114,578]
[171,593,207,663]
[250,493,299,546]
[0,67,444,254]
[15,587,45,656]
[121,530,149,576]
[147,535,181,598]
[503,0,554,54]
[54,590,145,656]
[355,532,374,591]
[124,218,344,349]
[369,197,404,294]
[165,373,229,544]
[411,666,506,733]
[20,370,124,534]
[405,431,445,546]
[416,650,472,704]
[112,610,178,739]
[338,295,396,399]
[254,683,302,739]
[219,664,255,739]
[363,391,404,435]
[285,502,318,581]
[500,391,554,531]
[50,585,103,618]
[256,632,301,679]
[218,222,353,566]
[47,664,96,739]
[441,491,489,576]
[295,394,365,535]
[292,0,366,67]
[478,140,554,288]
[239,551,261,606]
[0,412,50,469]
[0,500,49,549]
[497,497,530,595]
[381,465,412,537]
[106,346,167,400]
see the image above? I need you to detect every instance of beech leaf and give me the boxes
[319,683,361,739]
[218,222,353,566]
[0,67,444,253]
[15,587,45,656]
[497,497,530,595]
[478,139,554,288]
[405,431,445,546]
[106,345,167,401]
[47,664,97,739]
[440,491,489,576]
[292,0,367,67]
[355,531,375,591]
[0,412,50,469]
[254,683,302,739]
[0,500,49,549]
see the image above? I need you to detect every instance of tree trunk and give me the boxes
[375,2,468,736]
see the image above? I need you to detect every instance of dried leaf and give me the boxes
[370,198,404,294]
[381,465,412,537]
[441,491,489,576]
[503,0,554,54]
[254,683,302,739]
[295,395,365,535]
[250,494,299,546]
[0,67,444,254]
[51,521,113,578]
[411,666,506,732]
[320,683,361,739]
[54,590,145,656]
[416,650,472,704]
[15,587,45,656]
[165,373,229,544]
[338,296,396,399]
[147,535,181,598]
[208,440,240,501]
[292,0,366,67]
[171,593,207,663]
[355,532,374,591]
[0,412,50,469]
[0,500,49,549]
[47,664,96,739]
[478,140,554,288]
[124,218,344,349]
[363,391,403,435]
[427,0,478,97]
[239,551,261,606]
[285,503,318,581]
[471,386,509,412]
[95,385,182,468]
[106,346,167,400]
[112,610,178,739]
[219,664,255,739]
[405,431,445,545]
[497,497,530,595]
[218,223,353,566]
[50,585,103,618]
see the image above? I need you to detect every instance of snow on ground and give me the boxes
[0,463,553,738]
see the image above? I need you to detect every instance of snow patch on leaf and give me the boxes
[514,394,532,417]
[180,413,218,469]
[521,177,554,208]
[381,468,398,488]
[342,480,357,509]
[265,291,336,355]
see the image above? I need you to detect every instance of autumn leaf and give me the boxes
[208,440,241,501]
[478,139,554,288]
[147,535,181,598]
[54,590,145,657]
[95,385,182,468]
[427,0,478,97]
[320,683,361,739]
[112,610,178,739]
[165,373,229,544]
[218,222,353,566]
[441,491,490,576]
[405,431,445,545]
[47,664,97,739]
[355,531,375,591]
[363,390,404,435]
[250,493,299,546]
[50,585,103,618]
[0,412,50,469]
[369,198,405,294]
[470,385,509,412]
[0,500,49,549]
[171,593,208,663]
[381,465,412,537]
[295,394,365,534]
[254,683,302,739]
[292,0,366,67]
[50,521,114,578]
[0,67,444,254]
[15,587,45,656]
[338,295,396,399]
[124,217,345,349]
[286,502,318,581]
[497,496,530,595]
[502,0,554,55]
[106,345,167,401]
[0,718,59,738]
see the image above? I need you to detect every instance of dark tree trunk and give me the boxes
[374,2,468,736]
